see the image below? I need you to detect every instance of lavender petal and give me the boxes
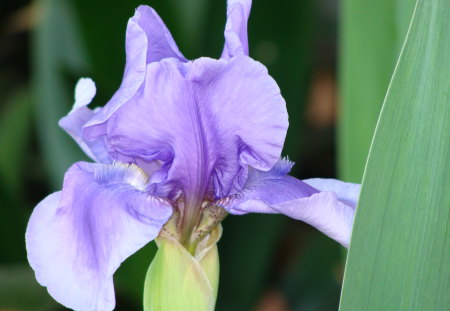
[25,162,172,311]
[59,78,111,163]
[83,5,187,148]
[303,178,361,208]
[107,56,288,202]
[221,0,252,59]
[220,160,360,247]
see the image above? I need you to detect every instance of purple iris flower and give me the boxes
[26,1,360,310]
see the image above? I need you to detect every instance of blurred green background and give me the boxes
[0,0,398,310]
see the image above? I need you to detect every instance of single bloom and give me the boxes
[26,1,360,310]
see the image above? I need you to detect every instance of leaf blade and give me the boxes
[340,0,450,310]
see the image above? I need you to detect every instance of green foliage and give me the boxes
[338,0,414,182]
[0,265,59,311]
[251,0,315,162]
[340,0,450,309]
[0,89,32,196]
[5,0,432,309]
[283,234,342,310]
[0,90,32,263]
[33,0,89,188]
[216,215,286,311]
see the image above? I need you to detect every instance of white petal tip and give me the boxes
[73,78,96,112]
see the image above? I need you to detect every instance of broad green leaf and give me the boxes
[338,0,414,182]
[340,0,450,310]
[395,1,416,51]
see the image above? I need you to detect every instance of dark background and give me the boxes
[0,0,345,310]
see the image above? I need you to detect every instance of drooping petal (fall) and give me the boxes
[221,0,252,59]
[107,56,287,206]
[303,178,360,208]
[26,162,172,311]
[219,160,360,247]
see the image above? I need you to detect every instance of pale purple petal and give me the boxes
[303,178,360,208]
[59,78,111,163]
[221,0,252,59]
[26,162,172,311]
[219,160,360,247]
[273,193,355,247]
[83,5,187,143]
[133,5,186,64]
[107,56,287,205]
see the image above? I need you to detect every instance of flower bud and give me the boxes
[143,225,221,311]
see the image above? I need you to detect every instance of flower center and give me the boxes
[161,198,227,254]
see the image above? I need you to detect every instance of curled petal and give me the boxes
[219,160,360,247]
[107,56,287,202]
[133,5,186,64]
[59,78,111,163]
[72,78,96,111]
[272,194,355,247]
[83,5,186,143]
[303,178,360,208]
[26,162,172,311]
[221,0,252,59]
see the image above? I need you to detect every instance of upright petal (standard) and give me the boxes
[107,56,288,204]
[83,6,187,150]
[221,0,252,59]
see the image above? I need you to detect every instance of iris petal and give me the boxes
[107,56,288,202]
[83,5,186,149]
[303,178,360,208]
[133,5,187,64]
[72,77,96,111]
[221,0,252,59]
[273,194,355,247]
[219,160,360,247]
[25,162,172,311]
[59,78,111,163]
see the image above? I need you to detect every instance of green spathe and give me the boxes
[143,225,221,311]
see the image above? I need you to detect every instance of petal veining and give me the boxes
[26,162,172,311]
[107,56,288,204]
[133,5,187,64]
